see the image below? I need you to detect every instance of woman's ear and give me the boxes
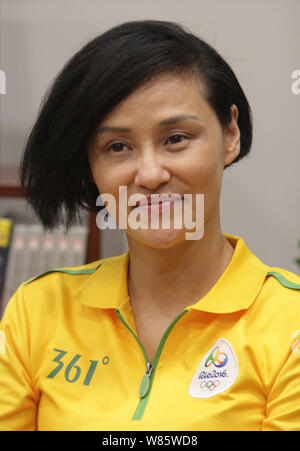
[223,105,241,167]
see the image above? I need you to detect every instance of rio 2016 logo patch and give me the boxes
[189,338,238,399]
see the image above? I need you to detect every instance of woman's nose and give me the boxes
[134,148,171,190]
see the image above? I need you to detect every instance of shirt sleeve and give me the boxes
[0,284,38,431]
[262,334,300,431]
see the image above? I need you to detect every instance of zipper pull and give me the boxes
[139,362,153,398]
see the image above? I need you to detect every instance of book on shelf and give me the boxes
[0,220,88,318]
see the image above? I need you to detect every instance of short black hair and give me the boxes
[20,19,253,230]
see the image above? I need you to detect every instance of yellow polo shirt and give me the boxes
[0,232,300,431]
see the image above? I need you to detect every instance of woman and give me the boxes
[0,20,300,431]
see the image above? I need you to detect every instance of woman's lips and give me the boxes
[134,197,182,212]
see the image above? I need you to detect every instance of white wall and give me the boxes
[0,0,299,270]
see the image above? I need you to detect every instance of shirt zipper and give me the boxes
[115,308,189,421]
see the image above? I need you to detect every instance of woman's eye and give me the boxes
[165,134,188,145]
[107,142,129,152]
[106,135,188,152]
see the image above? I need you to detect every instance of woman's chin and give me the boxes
[126,227,186,249]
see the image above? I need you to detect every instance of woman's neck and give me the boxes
[127,229,235,318]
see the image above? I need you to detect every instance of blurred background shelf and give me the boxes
[0,166,100,263]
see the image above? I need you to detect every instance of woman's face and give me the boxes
[88,72,240,249]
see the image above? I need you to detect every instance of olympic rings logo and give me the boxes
[200,379,221,391]
[205,346,228,368]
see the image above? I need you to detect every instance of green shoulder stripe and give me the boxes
[266,271,300,290]
[24,262,104,286]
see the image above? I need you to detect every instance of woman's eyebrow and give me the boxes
[96,115,201,134]
[159,115,201,125]
[96,126,131,134]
